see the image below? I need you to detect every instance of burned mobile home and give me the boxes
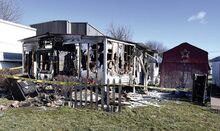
[21,33,155,87]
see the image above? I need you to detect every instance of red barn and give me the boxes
[160,42,209,88]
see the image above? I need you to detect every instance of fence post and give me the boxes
[112,79,116,112]
[71,87,74,108]
[95,84,99,110]
[106,79,110,112]
[68,88,73,107]
[85,84,87,106]
[133,84,136,94]
[118,79,122,112]
[80,86,82,107]
[90,84,93,108]
[74,86,77,108]
[101,86,104,110]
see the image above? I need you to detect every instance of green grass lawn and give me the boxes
[0,99,220,131]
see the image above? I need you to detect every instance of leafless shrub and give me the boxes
[0,0,21,22]
[107,23,133,41]
[145,41,167,56]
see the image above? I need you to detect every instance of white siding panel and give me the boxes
[0,19,36,53]
[87,24,104,36]
[0,62,21,69]
[212,61,220,86]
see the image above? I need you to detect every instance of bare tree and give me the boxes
[145,41,167,56]
[107,23,133,41]
[0,0,21,22]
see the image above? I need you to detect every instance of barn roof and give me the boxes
[210,56,220,62]
[162,42,209,64]
[164,42,208,54]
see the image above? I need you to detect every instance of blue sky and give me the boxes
[16,0,220,58]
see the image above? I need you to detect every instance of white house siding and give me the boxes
[0,19,36,53]
[0,19,36,69]
[212,61,220,86]
[0,62,21,69]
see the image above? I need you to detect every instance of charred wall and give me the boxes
[22,34,152,86]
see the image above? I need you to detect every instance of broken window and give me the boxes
[37,37,78,77]
[107,41,116,75]
[118,44,124,74]
[39,38,53,49]
[80,43,88,70]
[24,51,33,75]
[155,63,159,68]
[124,45,134,74]
[64,52,76,75]
[37,50,52,72]
[98,43,104,67]
[107,40,135,76]
[107,41,112,61]
[81,43,100,74]
[58,51,77,76]
[89,43,100,73]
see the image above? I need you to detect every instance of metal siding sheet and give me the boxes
[30,21,103,36]
[212,61,220,86]
[71,23,86,35]
[31,21,68,35]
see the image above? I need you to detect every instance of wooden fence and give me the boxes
[65,79,122,112]
[2,74,125,112]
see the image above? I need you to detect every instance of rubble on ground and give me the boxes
[0,87,190,111]
[0,75,192,111]
[124,92,162,108]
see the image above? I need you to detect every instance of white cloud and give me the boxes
[188,11,207,24]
